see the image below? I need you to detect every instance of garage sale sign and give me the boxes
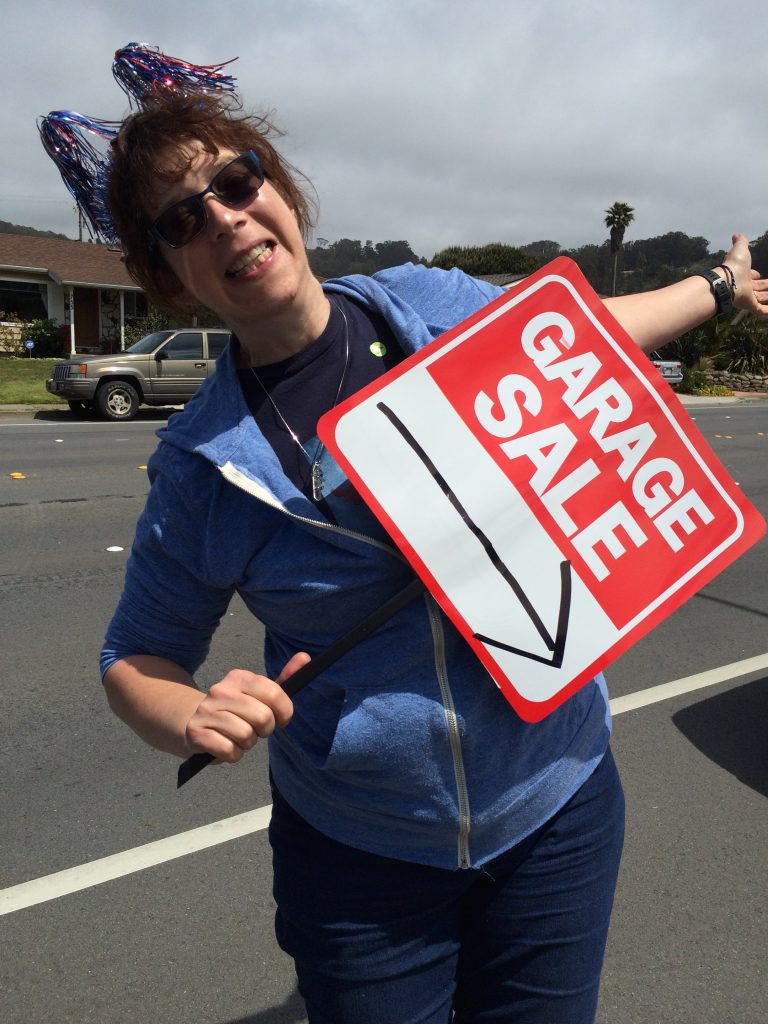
[319,259,766,721]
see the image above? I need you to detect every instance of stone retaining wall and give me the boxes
[703,369,768,392]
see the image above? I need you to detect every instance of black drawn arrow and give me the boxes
[376,401,572,668]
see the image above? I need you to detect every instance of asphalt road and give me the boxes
[1,401,766,1024]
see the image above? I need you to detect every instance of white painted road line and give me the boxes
[0,806,271,917]
[2,652,766,917]
[609,652,768,716]
[0,421,156,428]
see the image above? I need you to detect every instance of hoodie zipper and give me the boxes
[219,460,473,868]
[427,595,472,869]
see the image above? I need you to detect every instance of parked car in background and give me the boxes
[46,328,231,420]
[649,350,683,386]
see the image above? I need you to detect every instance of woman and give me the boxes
[101,92,767,1023]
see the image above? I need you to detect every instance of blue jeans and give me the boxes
[269,748,624,1024]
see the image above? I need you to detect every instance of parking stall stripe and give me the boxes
[2,651,767,917]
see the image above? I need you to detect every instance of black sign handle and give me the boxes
[177,577,425,788]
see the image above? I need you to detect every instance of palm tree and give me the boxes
[604,201,635,296]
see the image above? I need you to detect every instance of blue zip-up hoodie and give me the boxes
[101,264,610,870]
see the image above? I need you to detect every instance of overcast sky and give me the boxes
[3,0,767,261]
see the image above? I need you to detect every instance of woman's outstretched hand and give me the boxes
[723,233,768,317]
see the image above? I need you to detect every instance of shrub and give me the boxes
[429,243,538,276]
[678,367,708,393]
[711,351,732,370]
[22,318,66,358]
[123,305,223,347]
[677,366,732,396]
[724,318,768,375]
[669,317,726,368]
[123,309,174,347]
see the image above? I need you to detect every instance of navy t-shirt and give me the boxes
[238,294,404,538]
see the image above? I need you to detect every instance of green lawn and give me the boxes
[0,358,65,405]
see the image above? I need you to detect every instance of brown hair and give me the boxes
[106,92,316,312]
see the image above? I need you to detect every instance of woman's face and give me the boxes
[147,142,321,345]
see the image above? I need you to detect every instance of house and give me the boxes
[0,233,147,356]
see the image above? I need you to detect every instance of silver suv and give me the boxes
[47,328,230,420]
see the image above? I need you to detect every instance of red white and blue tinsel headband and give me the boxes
[111,43,238,109]
[38,43,239,245]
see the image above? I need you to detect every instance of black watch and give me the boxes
[696,269,733,315]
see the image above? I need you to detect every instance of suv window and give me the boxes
[208,332,230,360]
[126,331,173,354]
[161,332,204,359]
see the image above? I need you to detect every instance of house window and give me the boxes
[123,291,148,318]
[0,281,48,320]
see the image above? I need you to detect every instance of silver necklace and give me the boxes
[250,299,350,502]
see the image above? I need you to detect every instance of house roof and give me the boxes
[474,273,528,288]
[0,233,140,290]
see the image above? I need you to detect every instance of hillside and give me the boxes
[0,219,70,241]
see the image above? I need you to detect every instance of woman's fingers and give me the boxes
[184,667,295,762]
[276,651,312,685]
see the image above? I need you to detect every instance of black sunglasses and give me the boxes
[150,150,265,248]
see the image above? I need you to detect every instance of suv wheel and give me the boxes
[97,381,140,421]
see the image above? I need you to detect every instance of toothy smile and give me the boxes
[226,242,274,278]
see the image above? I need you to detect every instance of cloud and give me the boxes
[3,0,766,259]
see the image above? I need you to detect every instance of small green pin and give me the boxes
[370,341,387,357]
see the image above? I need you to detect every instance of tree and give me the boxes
[0,219,70,240]
[562,242,611,294]
[374,240,423,269]
[518,240,561,268]
[622,231,709,272]
[604,201,635,296]
[749,230,768,277]
[306,238,425,278]
[429,243,537,276]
